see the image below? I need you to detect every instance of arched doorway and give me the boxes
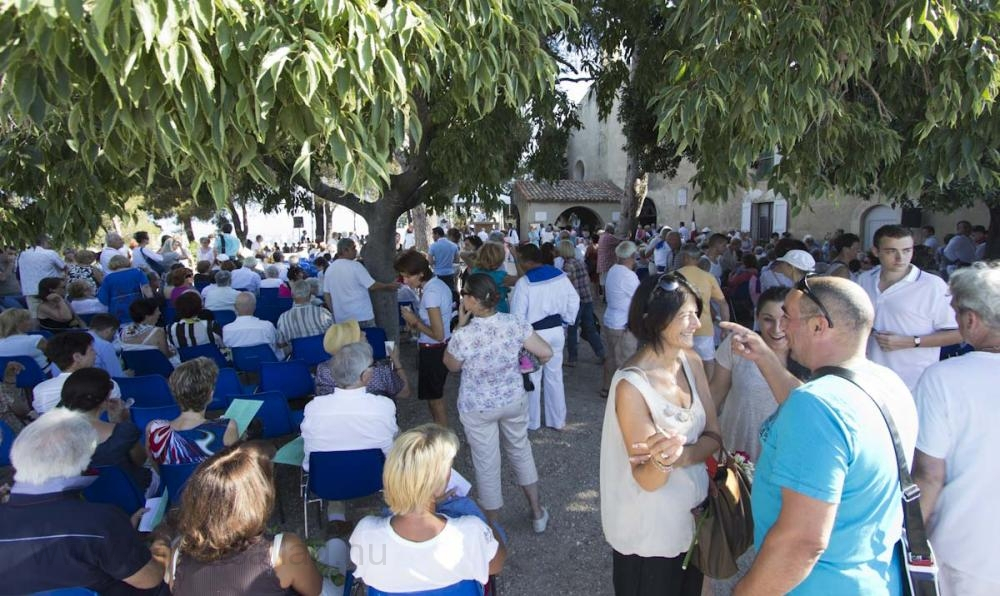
[574,160,586,180]
[862,204,900,249]
[509,204,522,235]
[555,206,603,236]
[638,198,657,228]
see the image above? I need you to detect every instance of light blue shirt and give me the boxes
[752,367,916,595]
[88,331,124,378]
[428,238,458,276]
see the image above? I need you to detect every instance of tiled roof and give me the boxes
[511,179,623,203]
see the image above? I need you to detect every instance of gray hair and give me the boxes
[234,291,256,315]
[242,256,258,268]
[265,265,280,279]
[681,245,703,262]
[290,279,313,300]
[615,241,637,260]
[336,238,356,255]
[330,341,373,388]
[950,261,1000,330]
[214,270,232,287]
[12,408,97,484]
[557,240,576,260]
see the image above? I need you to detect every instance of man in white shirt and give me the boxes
[601,242,640,398]
[201,270,241,311]
[230,256,262,294]
[942,220,977,275]
[277,280,334,348]
[33,332,121,413]
[18,234,66,317]
[511,243,580,431]
[677,221,690,242]
[643,227,671,274]
[301,342,397,471]
[222,292,283,359]
[323,239,399,327]
[130,231,163,273]
[402,225,416,250]
[858,225,961,391]
[98,232,130,272]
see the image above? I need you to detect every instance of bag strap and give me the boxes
[813,365,933,562]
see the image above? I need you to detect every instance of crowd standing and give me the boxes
[0,214,995,595]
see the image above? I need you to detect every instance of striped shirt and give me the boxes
[167,318,222,349]
[276,303,333,345]
[562,257,593,304]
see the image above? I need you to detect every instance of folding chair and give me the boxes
[231,344,279,375]
[160,461,200,505]
[82,465,145,515]
[291,334,331,367]
[26,329,53,339]
[209,367,248,410]
[258,287,281,304]
[0,419,15,466]
[77,312,97,327]
[0,355,49,390]
[178,343,230,369]
[260,360,314,401]
[242,391,303,439]
[255,303,291,326]
[211,309,237,328]
[129,404,181,434]
[303,449,385,538]
[122,350,175,378]
[114,375,174,408]
[33,588,100,595]
[366,580,484,596]
[363,327,388,360]
[161,303,177,325]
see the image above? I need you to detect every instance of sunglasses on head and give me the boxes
[647,273,692,306]
[795,274,834,328]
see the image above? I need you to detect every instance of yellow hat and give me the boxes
[323,320,362,356]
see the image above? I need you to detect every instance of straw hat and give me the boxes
[323,320,362,355]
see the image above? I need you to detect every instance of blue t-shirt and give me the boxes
[429,238,459,276]
[753,372,914,595]
[97,268,149,323]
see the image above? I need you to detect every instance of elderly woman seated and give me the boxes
[350,424,506,593]
[0,408,166,594]
[315,320,410,399]
[146,357,238,465]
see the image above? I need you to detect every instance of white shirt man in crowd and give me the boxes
[33,332,121,414]
[277,280,334,349]
[511,243,579,431]
[17,234,66,317]
[912,262,1000,595]
[230,256,262,294]
[600,241,641,398]
[130,231,163,272]
[858,224,961,391]
[644,227,671,274]
[942,220,977,275]
[222,292,283,359]
[98,232,130,272]
[201,270,241,311]
[323,238,399,328]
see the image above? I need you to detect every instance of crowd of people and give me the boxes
[0,214,996,595]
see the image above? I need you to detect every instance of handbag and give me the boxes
[816,366,940,596]
[683,432,754,579]
[518,348,541,392]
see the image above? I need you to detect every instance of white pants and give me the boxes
[940,563,1000,596]
[460,396,539,510]
[527,327,566,430]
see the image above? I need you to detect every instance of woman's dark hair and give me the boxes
[128,298,159,323]
[540,242,556,265]
[394,250,433,281]
[832,233,861,255]
[167,267,192,287]
[465,235,483,250]
[59,367,114,412]
[463,273,500,310]
[38,277,64,299]
[627,273,703,353]
[286,265,306,281]
[756,286,790,312]
[741,253,758,269]
[174,291,204,319]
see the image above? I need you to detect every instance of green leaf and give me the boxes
[90,0,114,39]
[133,0,157,50]
[185,28,215,92]
[257,45,294,86]
[291,139,312,184]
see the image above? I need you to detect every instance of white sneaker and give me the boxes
[532,507,549,534]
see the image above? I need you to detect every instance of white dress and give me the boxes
[600,352,709,558]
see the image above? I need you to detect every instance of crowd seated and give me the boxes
[34,331,122,414]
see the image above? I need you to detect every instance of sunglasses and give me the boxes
[795,274,834,328]
[647,273,693,306]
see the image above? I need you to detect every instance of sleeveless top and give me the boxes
[172,534,293,596]
[600,352,709,558]
[147,418,230,465]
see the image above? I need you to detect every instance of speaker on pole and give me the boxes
[293,216,304,228]
[901,207,922,228]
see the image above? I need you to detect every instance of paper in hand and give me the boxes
[139,489,169,532]
[446,469,472,497]
[273,436,305,467]
[223,399,264,436]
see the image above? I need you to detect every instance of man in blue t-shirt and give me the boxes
[722,277,917,595]
[428,226,459,292]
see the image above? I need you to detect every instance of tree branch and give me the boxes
[558,76,595,83]
[858,75,894,121]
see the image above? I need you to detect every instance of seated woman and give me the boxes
[315,320,409,399]
[167,443,330,596]
[167,268,197,304]
[166,291,223,350]
[259,265,291,298]
[0,308,48,371]
[68,279,109,316]
[36,276,85,331]
[59,367,150,489]
[147,357,238,465]
[121,298,177,364]
[0,361,35,431]
[350,424,506,593]
[68,248,103,290]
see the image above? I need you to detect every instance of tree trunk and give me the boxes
[618,53,644,237]
[180,215,196,242]
[987,203,1000,260]
[226,200,247,243]
[361,203,405,339]
[313,199,328,243]
[412,204,431,252]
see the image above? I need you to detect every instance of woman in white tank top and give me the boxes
[600,273,724,596]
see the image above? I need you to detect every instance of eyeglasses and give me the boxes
[795,274,834,328]
[647,273,690,306]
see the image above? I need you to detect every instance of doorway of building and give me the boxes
[638,198,658,229]
[862,205,900,249]
[555,206,603,236]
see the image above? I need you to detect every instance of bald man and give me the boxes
[221,292,282,358]
[99,232,130,271]
[722,277,917,594]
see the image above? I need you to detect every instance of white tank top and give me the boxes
[600,352,709,558]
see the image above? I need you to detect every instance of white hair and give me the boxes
[330,342,373,388]
[214,270,232,287]
[950,261,1000,330]
[290,279,312,300]
[265,265,280,278]
[12,408,97,484]
[615,241,637,260]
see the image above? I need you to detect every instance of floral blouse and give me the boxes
[446,312,534,413]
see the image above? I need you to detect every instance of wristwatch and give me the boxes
[913,336,921,347]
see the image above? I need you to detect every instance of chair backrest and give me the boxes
[231,344,279,374]
[308,449,385,501]
[0,355,48,389]
[114,375,174,408]
[33,588,101,595]
[209,367,246,410]
[122,350,175,378]
[290,334,329,367]
[366,579,484,596]
[161,303,177,325]
[26,329,53,339]
[363,327,388,360]
[0,419,15,466]
[254,303,290,326]
[211,309,237,328]
[246,391,297,438]
[258,287,281,304]
[130,404,181,435]
[260,360,314,401]
[82,465,144,515]
[77,312,97,327]
[178,343,230,369]
[160,461,200,505]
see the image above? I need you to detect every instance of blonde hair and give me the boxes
[556,239,576,260]
[108,254,130,271]
[0,308,30,338]
[75,249,96,265]
[383,424,459,515]
[169,357,219,412]
[67,279,92,300]
[476,242,505,271]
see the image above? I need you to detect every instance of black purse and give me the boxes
[816,366,940,596]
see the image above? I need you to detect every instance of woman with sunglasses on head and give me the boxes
[600,273,723,596]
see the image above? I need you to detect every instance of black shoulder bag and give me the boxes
[815,366,939,596]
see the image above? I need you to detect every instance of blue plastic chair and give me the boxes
[122,350,175,378]
[255,303,290,326]
[33,588,100,595]
[209,367,247,410]
[363,326,388,360]
[26,329,53,339]
[231,344,279,374]
[178,343,230,369]
[161,303,177,325]
[260,360,314,401]
[304,448,385,537]
[211,309,237,328]
[0,355,49,389]
[82,466,145,515]
[130,404,181,434]
[258,287,281,304]
[160,461,200,505]
[366,580,484,596]
[291,334,330,367]
[114,375,174,407]
[240,391,303,439]
[0,419,15,467]
[77,312,97,327]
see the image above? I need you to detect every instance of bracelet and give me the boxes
[649,457,674,473]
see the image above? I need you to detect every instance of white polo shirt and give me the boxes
[17,247,65,296]
[603,264,639,330]
[33,372,121,414]
[858,265,957,391]
[98,246,130,272]
[323,258,376,323]
[300,386,397,471]
[222,315,282,359]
